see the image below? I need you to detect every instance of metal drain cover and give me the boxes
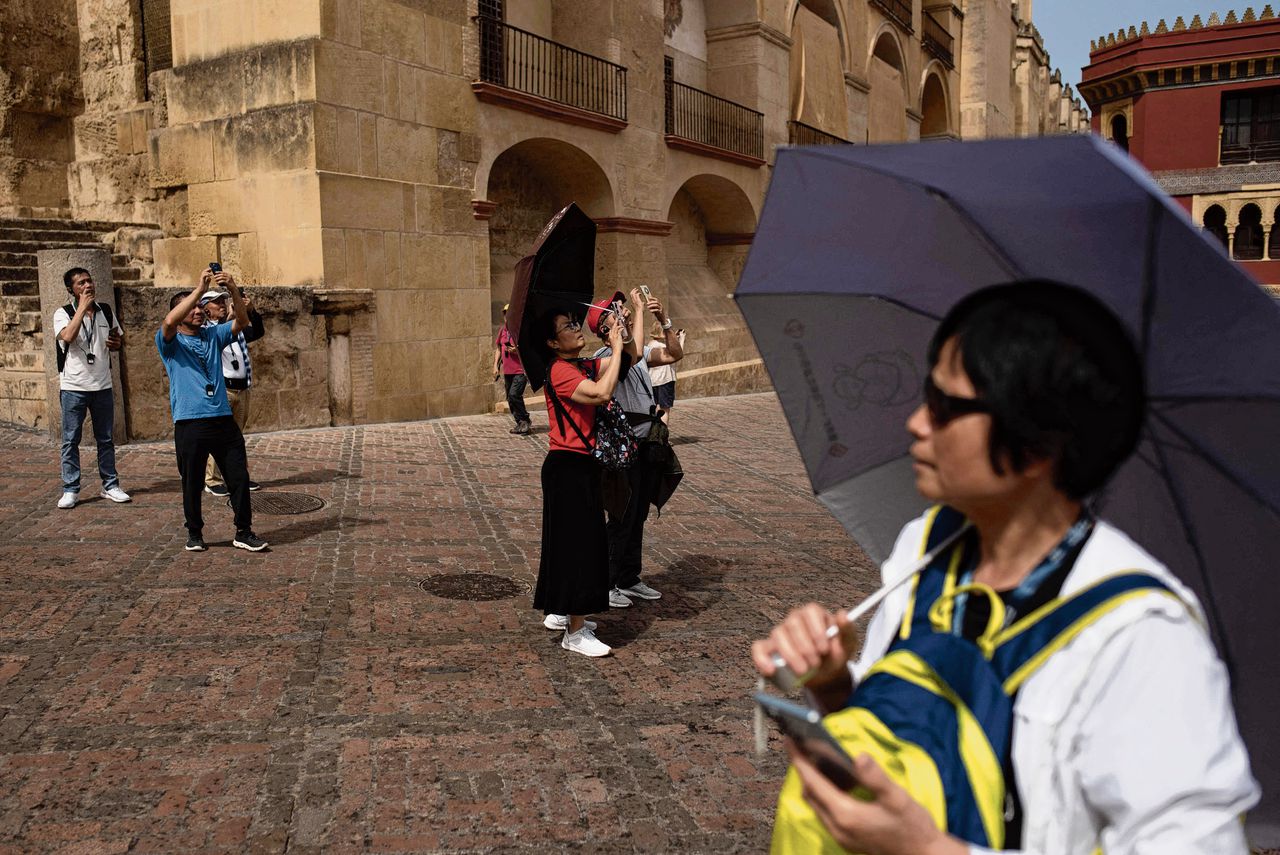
[251,492,326,515]
[417,573,526,601]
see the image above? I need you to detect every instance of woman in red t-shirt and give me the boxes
[534,309,627,657]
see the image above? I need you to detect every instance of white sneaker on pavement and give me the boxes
[543,614,597,631]
[562,626,611,657]
[620,581,661,600]
[100,487,132,503]
[608,587,633,608]
[57,491,77,510]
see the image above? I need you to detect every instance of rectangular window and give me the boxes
[1221,87,1280,164]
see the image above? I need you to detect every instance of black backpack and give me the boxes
[56,301,115,373]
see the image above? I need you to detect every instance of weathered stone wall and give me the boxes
[0,0,80,215]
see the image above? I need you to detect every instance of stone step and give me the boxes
[0,218,101,233]
[0,267,36,282]
[0,282,36,297]
[0,228,110,244]
[0,239,104,254]
[0,252,35,267]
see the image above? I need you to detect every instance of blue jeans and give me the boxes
[60,388,118,493]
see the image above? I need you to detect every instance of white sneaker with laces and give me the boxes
[608,587,633,608]
[57,491,77,510]
[543,614,597,631]
[562,626,611,657]
[100,486,132,503]
[620,581,661,600]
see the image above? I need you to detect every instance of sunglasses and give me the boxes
[554,319,582,334]
[923,375,991,426]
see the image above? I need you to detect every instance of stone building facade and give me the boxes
[2,0,1086,437]
[1081,6,1280,287]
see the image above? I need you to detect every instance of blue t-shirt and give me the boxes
[155,322,236,422]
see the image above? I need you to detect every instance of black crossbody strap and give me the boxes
[546,360,595,449]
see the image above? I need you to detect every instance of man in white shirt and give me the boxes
[53,267,131,509]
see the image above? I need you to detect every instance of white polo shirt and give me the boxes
[53,305,121,392]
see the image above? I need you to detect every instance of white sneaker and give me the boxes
[100,486,132,503]
[57,491,77,510]
[608,587,633,608]
[543,614,597,631]
[620,581,661,600]
[562,626,611,657]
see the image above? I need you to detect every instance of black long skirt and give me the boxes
[533,450,610,616]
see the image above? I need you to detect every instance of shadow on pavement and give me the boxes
[266,468,358,486]
[257,513,384,545]
[604,552,734,648]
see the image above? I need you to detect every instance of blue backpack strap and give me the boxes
[990,572,1176,693]
[898,505,971,642]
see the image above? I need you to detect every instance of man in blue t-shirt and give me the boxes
[155,269,268,553]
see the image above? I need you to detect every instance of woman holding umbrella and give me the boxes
[752,283,1257,854]
[534,306,628,657]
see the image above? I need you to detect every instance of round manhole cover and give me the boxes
[417,573,527,601]
[251,492,326,515]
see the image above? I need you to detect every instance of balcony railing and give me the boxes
[665,80,764,162]
[871,0,914,33]
[476,16,627,123]
[788,120,851,146]
[1220,138,1280,165]
[922,11,954,68]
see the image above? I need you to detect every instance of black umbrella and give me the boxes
[507,203,598,391]
[736,136,1280,843]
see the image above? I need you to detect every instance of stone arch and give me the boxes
[1110,114,1129,152]
[1203,204,1228,249]
[867,27,910,142]
[1270,205,1280,259]
[483,138,615,324]
[787,0,851,137]
[1234,202,1264,260]
[919,66,950,138]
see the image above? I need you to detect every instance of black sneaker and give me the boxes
[233,531,269,552]
[248,481,262,492]
[205,484,230,497]
[185,534,206,552]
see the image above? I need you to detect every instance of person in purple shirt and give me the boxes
[155,269,268,554]
[493,303,531,435]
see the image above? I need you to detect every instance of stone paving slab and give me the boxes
[0,393,882,853]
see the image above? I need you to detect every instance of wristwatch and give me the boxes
[662,319,673,330]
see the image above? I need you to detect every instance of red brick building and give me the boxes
[1080,7,1280,284]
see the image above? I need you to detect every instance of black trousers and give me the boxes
[606,441,655,589]
[534,451,609,616]
[174,416,252,536]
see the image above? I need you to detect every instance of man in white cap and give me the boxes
[493,303,531,435]
[199,286,265,496]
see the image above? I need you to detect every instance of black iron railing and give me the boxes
[871,0,914,33]
[476,16,627,122]
[665,80,764,160]
[922,11,954,68]
[788,120,851,146]
[1220,138,1280,165]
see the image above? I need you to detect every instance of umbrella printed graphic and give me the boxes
[736,135,1280,843]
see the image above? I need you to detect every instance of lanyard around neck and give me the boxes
[952,514,1095,635]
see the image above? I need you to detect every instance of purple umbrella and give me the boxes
[735,135,1280,843]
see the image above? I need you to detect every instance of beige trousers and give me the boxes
[205,387,251,487]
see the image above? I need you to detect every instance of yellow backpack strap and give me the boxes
[990,573,1177,693]
[899,505,970,641]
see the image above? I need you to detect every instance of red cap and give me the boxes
[586,291,626,335]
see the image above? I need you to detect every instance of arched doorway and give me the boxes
[920,71,949,138]
[1203,205,1228,249]
[789,0,849,139]
[1110,114,1129,152]
[1234,203,1264,260]
[869,31,908,142]
[484,138,614,325]
[664,174,757,366]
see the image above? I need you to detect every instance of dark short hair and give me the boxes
[170,290,192,309]
[63,267,91,290]
[538,306,578,345]
[929,281,1145,500]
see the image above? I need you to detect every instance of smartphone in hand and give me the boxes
[754,693,858,790]
[640,284,652,302]
[209,261,222,274]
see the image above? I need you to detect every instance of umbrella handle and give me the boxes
[766,523,972,694]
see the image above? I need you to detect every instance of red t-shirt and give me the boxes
[546,358,598,454]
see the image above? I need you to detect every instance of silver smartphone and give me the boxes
[754,692,858,790]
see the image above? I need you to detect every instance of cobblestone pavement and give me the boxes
[0,393,881,854]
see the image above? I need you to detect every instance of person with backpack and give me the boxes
[198,288,265,497]
[533,304,631,658]
[751,283,1257,854]
[53,267,131,509]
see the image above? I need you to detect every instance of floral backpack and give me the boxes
[546,359,638,471]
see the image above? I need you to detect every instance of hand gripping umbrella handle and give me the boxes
[767,523,972,693]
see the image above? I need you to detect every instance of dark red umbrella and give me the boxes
[506,202,598,391]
